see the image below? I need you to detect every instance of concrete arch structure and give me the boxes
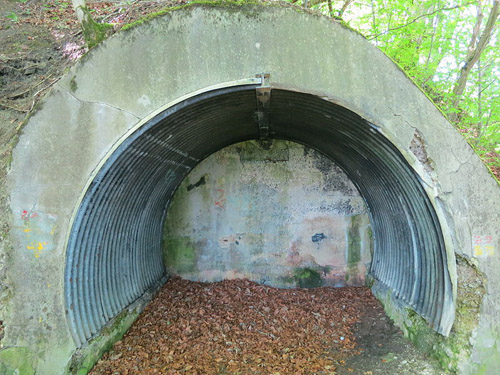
[1,3,499,374]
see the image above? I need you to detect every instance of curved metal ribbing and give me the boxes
[269,90,453,335]
[65,86,260,346]
[65,86,453,346]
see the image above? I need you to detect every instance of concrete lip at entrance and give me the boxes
[1,3,499,375]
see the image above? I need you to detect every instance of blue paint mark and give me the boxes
[312,233,327,243]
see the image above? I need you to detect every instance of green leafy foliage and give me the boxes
[6,12,19,22]
[286,0,500,179]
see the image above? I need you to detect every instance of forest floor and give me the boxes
[89,277,445,375]
[0,0,188,152]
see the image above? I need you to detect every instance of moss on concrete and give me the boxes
[367,225,373,257]
[66,276,167,375]
[121,0,267,31]
[162,174,198,273]
[278,274,295,283]
[347,215,362,265]
[0,347,35,375]
[346,215,364,283]
[70,76,78,92]
[238,140,290,163]
[66,315,127,374]
[475,343,500,375]
[0,100,26,352]
[120,0,360,35]
[373,254,486,373]
[78,7,113,48]
[294,267,323,288]
[67,309,139,374]
[163,236,197,273]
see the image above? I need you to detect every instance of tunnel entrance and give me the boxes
[64,84,453,348]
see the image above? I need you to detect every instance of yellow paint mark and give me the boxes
[27,241,48,258]
[485,246,495,256]
[23,228,31,233]
[39,317,42,323]
[474,245,495,257]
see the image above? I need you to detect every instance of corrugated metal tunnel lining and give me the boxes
[65,86,453,347]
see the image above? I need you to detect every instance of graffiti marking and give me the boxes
[473,235,495,257]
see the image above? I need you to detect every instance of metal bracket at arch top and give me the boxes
[256,73,271,142]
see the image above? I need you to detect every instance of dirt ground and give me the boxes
[89,277,445,375]
[0,0,185,140]
[336,293,444,375]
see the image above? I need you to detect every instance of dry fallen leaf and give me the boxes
[90,277,381,375]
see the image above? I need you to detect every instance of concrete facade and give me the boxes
[0,3,498,374]
[163,140,371,288]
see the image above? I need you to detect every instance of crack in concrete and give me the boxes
[404,119,416,130]
[63,89,141,120]
[448,145,475,173]
[386,107,417,132]
[452,161,475,174]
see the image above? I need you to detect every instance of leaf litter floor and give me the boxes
[89,277,445,375]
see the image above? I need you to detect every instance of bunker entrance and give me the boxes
[65,85,453,352]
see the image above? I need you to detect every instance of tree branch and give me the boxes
[367,2,476,40]
[450,0,500,122]
[339,0,354,17]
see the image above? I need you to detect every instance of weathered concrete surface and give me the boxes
[3,91,139,373]
[0,3,498,374]
[163,140,371,287]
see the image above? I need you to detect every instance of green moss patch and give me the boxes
[78,7,113,48]
[347,215,362,265]
[121,0,266,32]
[0,347,35,375]
[67,276,166,375]
[66,309,139,375]
[374,255,486,373]
[163,236,197,273]
[294,267,323,288]
[119,0,356,33]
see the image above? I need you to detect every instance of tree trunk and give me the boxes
[71,0,112,48]
[339,0,354,17]
[370,0,378,45]
[449,0,500,123]
[71,0,87,26]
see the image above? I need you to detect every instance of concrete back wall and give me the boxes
[0,3,499,375]
[163,140,371,287]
